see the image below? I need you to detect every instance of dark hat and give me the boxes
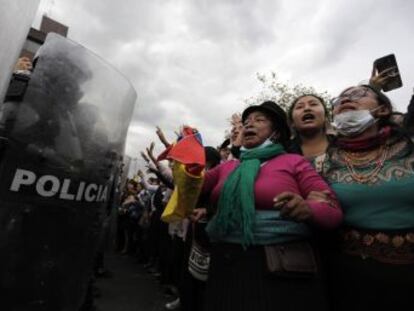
[241,101,291,145]
[204,146,221,168]
[219,138,230,149]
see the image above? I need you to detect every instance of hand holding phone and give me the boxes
[372,54,402,92]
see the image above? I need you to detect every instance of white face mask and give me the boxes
[240,137,275,151]
[332,108,380,137]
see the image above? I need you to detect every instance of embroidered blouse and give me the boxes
[323,136,414,230]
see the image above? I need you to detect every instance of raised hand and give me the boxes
[230,113,242,126]
[140,151,150,163]
[14,57,32,72]
[370,65,398,91]
[156,126,171,147]
[146,142,157,165]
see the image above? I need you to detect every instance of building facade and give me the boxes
[21,15,69,59]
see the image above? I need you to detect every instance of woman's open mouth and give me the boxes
[301,113,316,123]
[243,130,256,139]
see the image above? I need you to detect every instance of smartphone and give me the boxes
[373,54,403,92]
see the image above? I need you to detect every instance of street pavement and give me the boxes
[95,252,171,311]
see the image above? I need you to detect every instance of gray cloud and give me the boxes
[34,0,414,160]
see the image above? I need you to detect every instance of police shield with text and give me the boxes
[0,33,137,311]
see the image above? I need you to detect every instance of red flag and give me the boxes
[168,134,205,166]
[156,126,205,175]
[156,144,173,162]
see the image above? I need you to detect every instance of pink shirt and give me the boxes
[203,154,342,229]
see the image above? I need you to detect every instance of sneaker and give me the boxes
[165,298,180,310]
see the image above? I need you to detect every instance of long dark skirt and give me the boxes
[169,236,185,287]
[205,243,329,311]
[158,222,173,285]
[179,227,207,311]
[329,251,414,311]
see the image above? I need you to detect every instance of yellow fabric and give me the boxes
[161,162,204,223]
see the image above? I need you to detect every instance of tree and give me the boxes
[223,72,332,140]
[244,71,332,112]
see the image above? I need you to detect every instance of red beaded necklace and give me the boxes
[342,144,389,183]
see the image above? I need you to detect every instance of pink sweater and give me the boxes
[203,154,342,229]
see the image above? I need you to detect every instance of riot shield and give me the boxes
[0,33,137,310]
[0,0,40,102]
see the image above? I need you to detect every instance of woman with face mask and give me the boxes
[321,85,414,310]
[201,101,342,311]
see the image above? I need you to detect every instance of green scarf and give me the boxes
[206,143,285,246]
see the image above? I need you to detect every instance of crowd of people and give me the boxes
[110,65,414,311]
[7,56,414,311]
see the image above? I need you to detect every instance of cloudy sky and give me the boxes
[33,0,414,164]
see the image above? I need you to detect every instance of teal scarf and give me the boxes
[206,143,285,246]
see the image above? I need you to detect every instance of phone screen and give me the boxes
[373,54,403,92]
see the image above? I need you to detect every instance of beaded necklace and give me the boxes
[342,144,390,183]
